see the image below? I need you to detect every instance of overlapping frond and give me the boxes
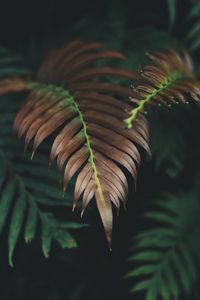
[124,49,200,128]
[0,41,150,247]
[125,190,200,300]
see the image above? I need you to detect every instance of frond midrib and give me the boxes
[26,81,107,211]
[124,71,189,128]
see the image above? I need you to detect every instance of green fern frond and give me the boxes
[0,151,83,267]
[125,189,200,300]
[185,0,200,52]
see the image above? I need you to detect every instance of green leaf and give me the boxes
[8,179,27,267]
[146,283,158,300]
[0,179,17,235]
[41,215,53,258]
[144,211,178,226]
[164,263,179,299]
[54,230,77,249]
[130,280,151,293]
[167,0,177,28]
[24,197,38,243]
[126,265,156,277]
[159,277,170,300]
[171,251,191,293]
[129,251,163,262]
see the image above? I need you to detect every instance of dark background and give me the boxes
[0,1,198,300]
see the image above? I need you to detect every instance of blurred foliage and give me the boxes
[185,0,200,52]
[148,105,192,178]
[126,187,200,299]
[0,0,200,299]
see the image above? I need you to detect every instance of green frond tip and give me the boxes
[55,231,77,249]
[24,198,38,243]
[8,178,26,267]
[167,0,178,28]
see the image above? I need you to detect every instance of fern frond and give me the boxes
[124,49,200,128]
[185,0,200,52]
[0,40,150,247]
[0,151,83,267]
[125,190,200,299]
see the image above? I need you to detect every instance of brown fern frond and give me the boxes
[8,41,150,247]
[124,49,200,128]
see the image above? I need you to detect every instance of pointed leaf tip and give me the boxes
[8,255,14,268]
